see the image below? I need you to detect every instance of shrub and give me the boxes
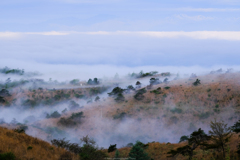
[114,93,125,103]
[75,94,85,99]
[170,108,182,114]
[68,100,80,110]
[46,111,61,118]
[58,112,84,127]
[0,152,16,160]
[113,112,127,120]
[14,125,28,133]
[164,86,170,89]
[95,96,100,102]
[27,146,33,150]
[149,78,161,85]
[150,87,161,94]
[108,87,125,97]
[134,88,147,101]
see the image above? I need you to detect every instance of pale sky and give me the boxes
[0,0,239,79]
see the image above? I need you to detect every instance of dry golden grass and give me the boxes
[0,126,79,160]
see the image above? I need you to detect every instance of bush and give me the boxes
[114,93,125,103]
[149,78,161,85]
[58,112,84,127]
[0,152,16,160]
[68,100,80,110]
[75,94,85,99]
[108,87,125,97]
[170,108,182,114]
[113,112,127,120]
[134,88,147,101]
[164,86,170,89]
[46,111,61,118]
[14,125,28,133]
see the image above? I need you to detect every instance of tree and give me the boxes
[108,144,117,153]
[135,81,141,89]
[231,120,240,134]
[108,87,125,97]
[128,141,151,160]
[79,135,107,160]
[168,128,209,160]
[87,79,93,85]
[95,96,100,102]
[193,79,201,86]
[93,78,99,85]
[206,119,232,158]
[149,78,161,85]
[163,78,168,83]
[114,93,125,103]
[70,79,79,85]
[115,149,120,158]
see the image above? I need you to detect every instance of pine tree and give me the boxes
[128,141,150,160]
[115,149,120,158]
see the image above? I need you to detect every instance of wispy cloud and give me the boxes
[0,32,21,39]
[174,14,213,21]
[1,31,240,41]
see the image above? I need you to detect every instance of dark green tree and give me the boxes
[108,144,117,153]
[115,149,120,158]
[168,128,210,160]
[193,79,201,86]
[128,141,151,160]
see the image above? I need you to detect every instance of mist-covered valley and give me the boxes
[1,66,239,151]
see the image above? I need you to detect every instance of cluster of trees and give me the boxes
[128,71,158,79]
[0,66,24,75]
[52,135,152,160]
[52,135,107,160]
[168,119,240,160]
[87,78,99,85]
[108,83,147,102]
[58,111,84,127]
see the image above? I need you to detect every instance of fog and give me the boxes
[0,66,239,148]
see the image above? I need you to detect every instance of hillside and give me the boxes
[1,70,240,159]
[0,126,78,160]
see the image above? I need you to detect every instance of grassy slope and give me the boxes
[0,126,79,160]
[2,72,240,159]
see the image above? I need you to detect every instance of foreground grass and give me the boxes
[0,127,79,160]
